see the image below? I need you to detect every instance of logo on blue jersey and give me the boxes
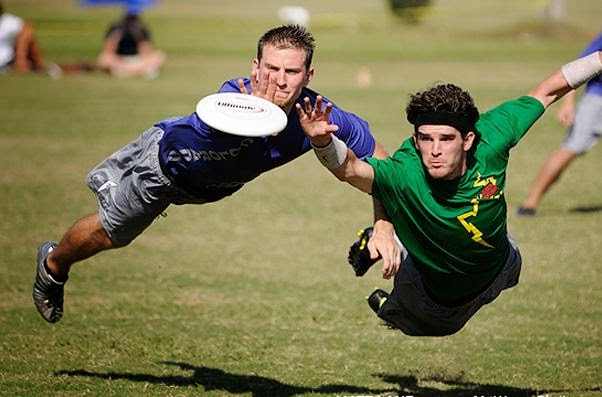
[167,138,255,162]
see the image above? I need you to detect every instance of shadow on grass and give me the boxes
[375,373,601,397]
[57,361,601,396]
[57,361,389,396]
[569,205,602,214]
[538,205,602,216]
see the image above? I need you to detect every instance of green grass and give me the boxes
[1,1,601,396]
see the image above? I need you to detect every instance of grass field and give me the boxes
[0,1,601,396]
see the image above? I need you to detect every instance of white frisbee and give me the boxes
[195,92,288,137]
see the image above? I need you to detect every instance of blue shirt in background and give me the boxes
[581,32,602,96]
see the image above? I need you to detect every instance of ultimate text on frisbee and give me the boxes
[196,93,288,137]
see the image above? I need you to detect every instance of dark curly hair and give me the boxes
[257,25,315,70]
[406,83,480,135]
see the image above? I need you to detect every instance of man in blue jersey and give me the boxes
[32,24,394,324]
[518,32,602,216]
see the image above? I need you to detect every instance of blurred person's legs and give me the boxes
[12,22,45,71]
[518,93,601,215]
[518,148,577,215]
[11,22,63,78]
[98,51,166,78]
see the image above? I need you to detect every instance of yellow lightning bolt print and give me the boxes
[456,172,499,248]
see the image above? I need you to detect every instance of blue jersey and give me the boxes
[156,78,376,201]
[581,32,602,96]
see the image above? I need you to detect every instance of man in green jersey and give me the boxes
[296,50,602,336]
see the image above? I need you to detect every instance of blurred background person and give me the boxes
[0,1,61,78]
[97,12,166,79]
[518,32,602,216]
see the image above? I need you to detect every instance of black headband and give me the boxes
[413,112,475,134]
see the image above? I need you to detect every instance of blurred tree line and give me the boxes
[386,0,566,24]
[386,0,432,24]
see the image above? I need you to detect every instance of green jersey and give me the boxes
[367,96,545,304]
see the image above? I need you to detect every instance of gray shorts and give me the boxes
[562,93,602,154]
[377,236,522,336]
[85,126,204,245]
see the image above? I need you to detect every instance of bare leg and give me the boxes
[27,38,46,70]
[97,51,166,78]
[46,214,123,276]
[520,147,578,211]
[13,22,45,71]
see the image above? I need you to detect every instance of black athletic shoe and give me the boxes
[367,289,389,314]
[347,227,380,277]
[517,207,537,217]
[32,241,66,323]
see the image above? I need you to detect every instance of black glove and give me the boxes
[347,226,381,277]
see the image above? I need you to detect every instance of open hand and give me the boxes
[295,95,339,147]
[556,100,575,127]
[237,70,277,103]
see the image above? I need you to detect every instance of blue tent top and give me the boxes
[80,0,159,14]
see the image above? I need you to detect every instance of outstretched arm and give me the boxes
[369,142,400,279]
[297,96,401,278]
[296,95,375,193]
[529,51,601,109]
[371,199,401,279]
[97,31,121,69]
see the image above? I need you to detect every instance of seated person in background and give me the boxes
[0,1,61,78]
[97,13,166,79]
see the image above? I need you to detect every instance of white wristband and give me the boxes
[561,51,602,89]
[311,135,348,169]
